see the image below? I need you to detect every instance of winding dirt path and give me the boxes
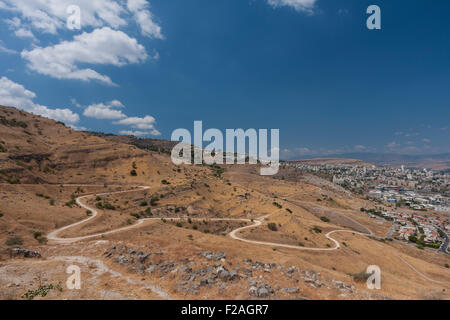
[47,185,448,286]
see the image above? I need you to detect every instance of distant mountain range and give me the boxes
[291,153,450,170]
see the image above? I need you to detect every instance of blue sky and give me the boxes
[0,0,449,159]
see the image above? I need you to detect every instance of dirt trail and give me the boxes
[47,185,448,287]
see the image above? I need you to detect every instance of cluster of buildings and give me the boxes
[392,212,441,243]
[285,162,450,212]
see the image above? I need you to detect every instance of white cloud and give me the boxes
[127,0,163,39]
[267,0,317,13]
[0,76,80,124]
[15,28,37,40]
[84,99,160,135]
[21,27,148,85]
[1,0,163,39]
[0,41,18,54]
[83,101,127,119]
[5,17,22,28]
[422,138,431,143]
[1,0,127,34]
[114,115,156,130]
[114,114,160,135]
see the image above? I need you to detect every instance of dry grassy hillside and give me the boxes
[0,106,449,300]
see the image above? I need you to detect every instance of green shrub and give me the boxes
[320,217,330,223]
[8,177,20,184]
[268,223,278,231]
[351,271,371,283]
[6,236,23,246]
[33,232,43,239]
[22,283,62,300]
[140,201,148,207]
[286,208,292,213]
[312,227,322,233]
[130,213,140,219]
[130,169,137,176]
[65,200,76,207]
[150,196,159,206]
[272,202,282,209]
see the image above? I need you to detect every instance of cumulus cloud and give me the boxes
[114,115,156,130]
[114,115,160,136]
[15,28,37,40]
[0,76,80,124]
[84,99,160,136]
[1,0,127,34]
[267,0,317,13]
[127,0,163,39]
[1,0,163,38]
[83,101,126,119]
[21,27,148,85]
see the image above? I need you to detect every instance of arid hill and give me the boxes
[0,106,449,300]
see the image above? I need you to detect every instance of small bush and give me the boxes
[86,210,93,216]
[6,236,23,246]
[268,223,278,231]
[351,271,371,283]
[150,196,159,206]
[272,202,282,209]
[130,213,140,219]
[176,222,183,228]
[65,200,76,207]
[33,232,43,239]
[140,201,148,207]
[8,177,20,184]
[161,179,170,185]
[320,217,330,223]
[286,208,292,213]
[130,169,137,176]
[312,227,322,234]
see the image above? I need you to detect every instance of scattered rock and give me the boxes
[11,248,41,258]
